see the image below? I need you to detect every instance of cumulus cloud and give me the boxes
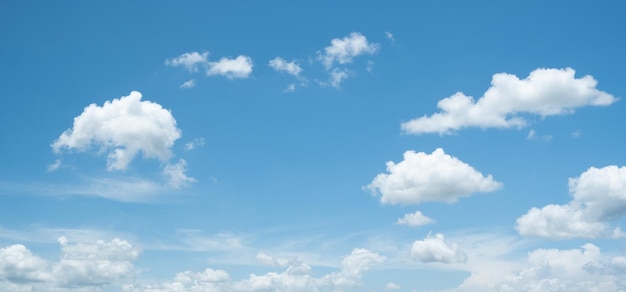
[269,57,302,76]
[51,91,181,171]
[0,244,51,283]
[385,281,400,290]
[327,68,351,88]
[410,233,467,263]
[402,68,617,135]
[0,237,140,290]
[319,32,379,69]
[208,55,253,79]
[396,211,434,227]
[163,159,196,189]
[165,51,209,72]
[517,165,626,239]
[366,148,501,205]
[491,244,626,291]
[255,252,291,267]
[128,248,384,291]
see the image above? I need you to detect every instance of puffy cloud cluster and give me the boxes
[493,244,626,291]
[268,57,302,76]
[402,68,617,135]
[207,55,253,79]
[52,91,181,171]
[127,248,385,292]
[517,165,626,239]
[165,51,209,73]
[319,32,379,69]
[410,233,467,263]
[396,211,434,227]
[366,148,501,205]
[167,51,253,80]
[0,237,140,290]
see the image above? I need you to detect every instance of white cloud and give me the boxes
[516,165,626,239]
[163,159,196,189]
[179,79,196,89]
[366,148,502,205]
[51,91,181,171]
[0,244,51,283]
[489,244,626,292]
[569,165,626,220]
[0,237,140,290]
[516,204,606,239]
[396,211,434,227]
[207,55,253,79]
[319,32,379,69]
[184,137,205,150]
[130,248,384,291]
[410,233,467,263]
[284,84,296,93]
[268,57,302,76]
[47,159,61,172]
[53,236,140,288]
[328,68,351,88]
[385,31,395,42]
[401,68,617,135]
[165,51,209,73]
[385,281,400,290]
[256,252,291,267]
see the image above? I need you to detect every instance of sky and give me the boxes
[1,1,626,291]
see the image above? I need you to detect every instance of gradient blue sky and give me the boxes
[2,1,626,291]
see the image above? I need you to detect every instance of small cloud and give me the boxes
[367,61,374,73]
[411,233,467,263]
[612,227,626,239]
[385,282,401,290]
[185,137,205,150]
[284,84,296,93]
[326,68,351,88]
[385,31,396,43]
[318,32,379,69]
[527,129,552,141]
[47,159,61,172]
[180,79,196,89]
[166,51,209,73]
[396,211,434,227]
[571,130,582,138]
[269,57,302,76]
[163,159,196,189]
[207,55,253,79]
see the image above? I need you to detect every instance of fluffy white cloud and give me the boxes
[402,68,617,135]
[569,165,626,220]
[327,68,351,88]
[319,32,379,69]
[268,57,302,76]
[163,159,196,189]
[51,91,181,171]
[53,236,140,288]
[491,244,626,292]
[396,211,434,227]
[179,79,196,89]
[166,51,209,72]
[0,237,140,290]
[517,165,626,239]
[131,248,384,292]
[0,244,51,283]
[410,233,467,263]
[366,148,502,205]
[516,204,605,239]
[255,252,291,267]
[207,55,253,79]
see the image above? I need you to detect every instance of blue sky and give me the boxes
[1,1,626,291]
